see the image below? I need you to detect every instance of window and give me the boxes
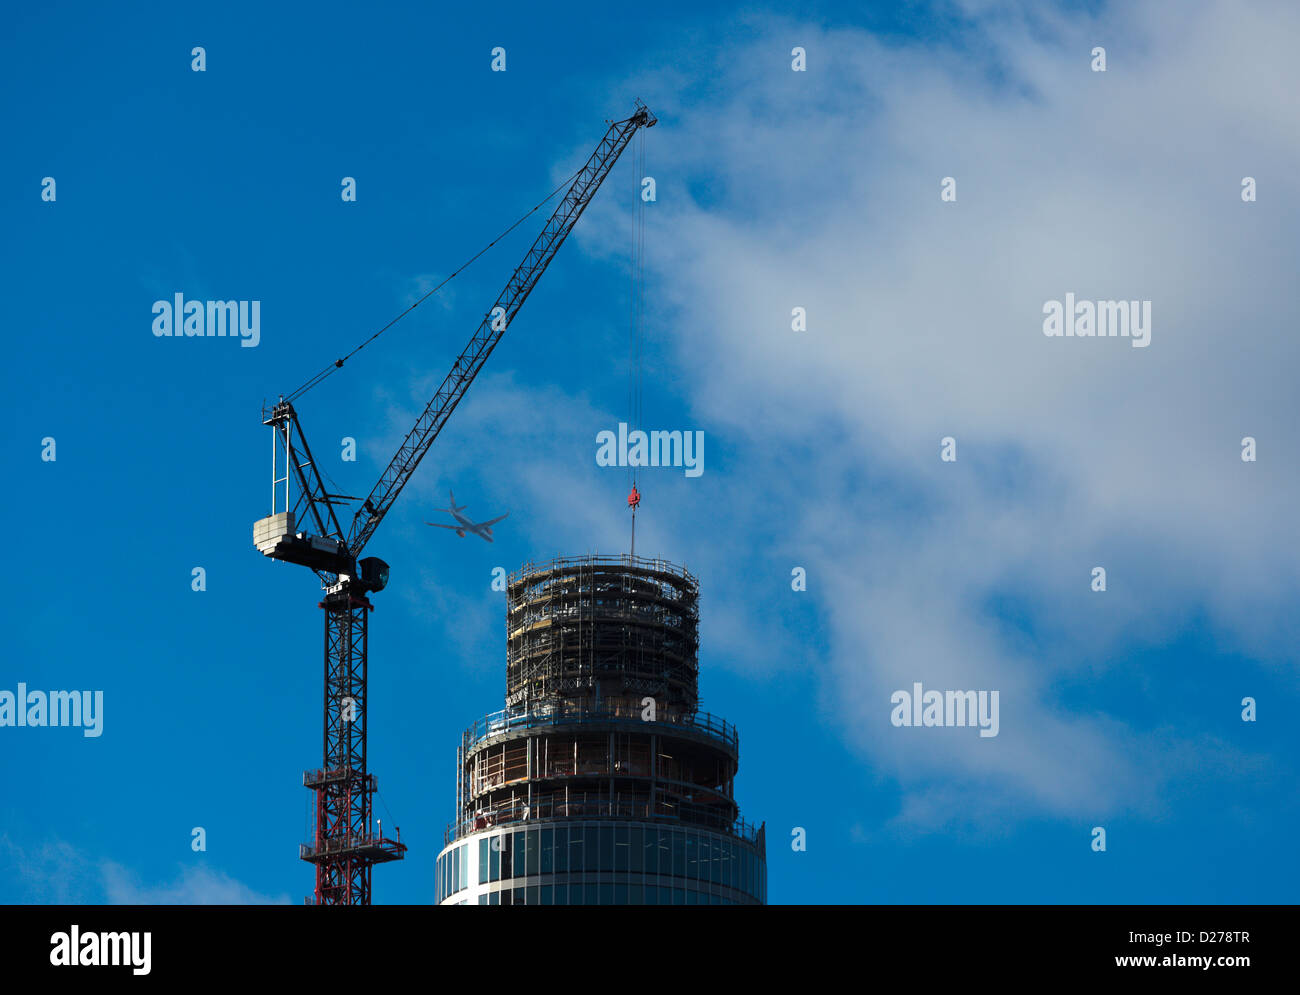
[479,838,489,885]
[600,825,614,871]
[584,826,599,872]
[525,829,538,876]
[489,836,501,882]
[541,828,554,873]
[615,825,630,872]
[630,826,643,873]
[672,831,685,877]
[569,827,585,872]
[555,826,569,872]
[512,832,526,879]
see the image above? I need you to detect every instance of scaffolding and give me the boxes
[505,554,700,713]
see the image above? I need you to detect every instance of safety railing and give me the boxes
[461,703,739,753]
[443,795,762,847]
[299,831,404,861]
[509,553,697,589]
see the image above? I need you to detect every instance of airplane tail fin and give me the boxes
[436,489,467,514]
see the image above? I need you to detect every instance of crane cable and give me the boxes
[284,163,587,404]
[376,784,400,843]
[627,128,647,556]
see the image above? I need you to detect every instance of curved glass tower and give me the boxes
[436,554,766,905]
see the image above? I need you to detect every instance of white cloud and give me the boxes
[100,862,290,905]
[0,835,289,905]
[372,1,1298,827]
[0,835,97,904]
[595,0,1297,823]
[689,2,1292,816]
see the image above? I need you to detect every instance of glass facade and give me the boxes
[435,820,766,905]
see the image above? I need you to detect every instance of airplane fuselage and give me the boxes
[449,509,494,541]
[426,492,508,543]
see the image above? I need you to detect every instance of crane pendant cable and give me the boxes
[284,164,586,404]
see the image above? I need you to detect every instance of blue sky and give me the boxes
[2,0,1297,904]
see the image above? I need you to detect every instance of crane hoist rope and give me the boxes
[627,126,648,555]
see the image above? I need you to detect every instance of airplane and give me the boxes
[425,490,509,543]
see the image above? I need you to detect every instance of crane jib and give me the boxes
[343,103,655,558]
[254,102,655,578]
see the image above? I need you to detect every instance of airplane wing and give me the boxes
[425,522,461,529]
[478,512,509,527]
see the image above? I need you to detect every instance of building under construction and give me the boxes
[436,554,766,904]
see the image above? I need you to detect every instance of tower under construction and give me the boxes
[436,554,766,905]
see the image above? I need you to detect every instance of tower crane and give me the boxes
[252,101,656,905]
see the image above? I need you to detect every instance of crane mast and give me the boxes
[253,102,656,905]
